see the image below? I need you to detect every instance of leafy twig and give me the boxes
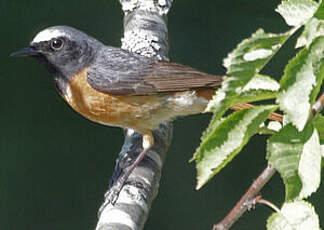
[212,92,324,230]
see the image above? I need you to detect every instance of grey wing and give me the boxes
[87,46,156,95]
[87,46,223,95]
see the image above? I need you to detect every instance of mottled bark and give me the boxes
[96,1,173,230]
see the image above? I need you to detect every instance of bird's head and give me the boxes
[11,26,100,84]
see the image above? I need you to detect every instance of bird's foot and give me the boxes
[98,181,124,218]
[105,183,123,205]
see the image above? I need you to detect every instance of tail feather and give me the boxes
[196,89,283,122]
[231,103,283,122]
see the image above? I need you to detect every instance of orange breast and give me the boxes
[63,68,213,133]
[63,68,167,132]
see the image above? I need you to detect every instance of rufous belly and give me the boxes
[63,68,213,133]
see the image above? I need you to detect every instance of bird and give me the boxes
[11,26,282,204]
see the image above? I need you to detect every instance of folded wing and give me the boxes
[87,46,223,95]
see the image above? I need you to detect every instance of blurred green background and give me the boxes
[1,0,323,229]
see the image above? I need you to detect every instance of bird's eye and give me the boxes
[50,38,64,51]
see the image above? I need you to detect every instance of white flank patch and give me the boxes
[32,29,66,43]
[171,91,196,106]
[169,91,208,109]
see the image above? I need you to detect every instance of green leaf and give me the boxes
[312,114,324,140]
[223,29,289,77]
[320,123,324,157]
[267,201,320,230]
[267,124,321,200]
[298,127,322,198]
[206,30,289,120]
[190,115,225,162]
[232,74,280,104]
[240,74,280,92]
[277,37,324,131]
[204,77,237,119]
[276,0,318,26]
[296,18,324,48]
[314,0,324,20]
[194,105,277,189]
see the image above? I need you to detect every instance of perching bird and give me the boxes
[11,26,281,204]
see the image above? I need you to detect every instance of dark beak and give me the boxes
[10,46,39,57]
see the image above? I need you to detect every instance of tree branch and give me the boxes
[96,1,173,230]
[212,165,276,230]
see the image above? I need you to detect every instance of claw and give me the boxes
[97,183,124,218]
[98,134,154,219]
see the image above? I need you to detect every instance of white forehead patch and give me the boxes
[32,29,66,43]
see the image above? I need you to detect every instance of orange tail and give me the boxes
[231,104,283,122]
[197,89,283,122]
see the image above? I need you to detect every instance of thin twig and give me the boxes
[311,92,324,116]
[212,165,276,230]
[256,197,281,213]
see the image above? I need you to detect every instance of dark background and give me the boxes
[1,0,323,229]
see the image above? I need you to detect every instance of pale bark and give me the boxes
[96,1,173,229]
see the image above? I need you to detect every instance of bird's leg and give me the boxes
[118,132,154,188]
[99,132,154,214]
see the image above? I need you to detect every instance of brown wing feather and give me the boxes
[87,46,223,95]
[143,61,223,93]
